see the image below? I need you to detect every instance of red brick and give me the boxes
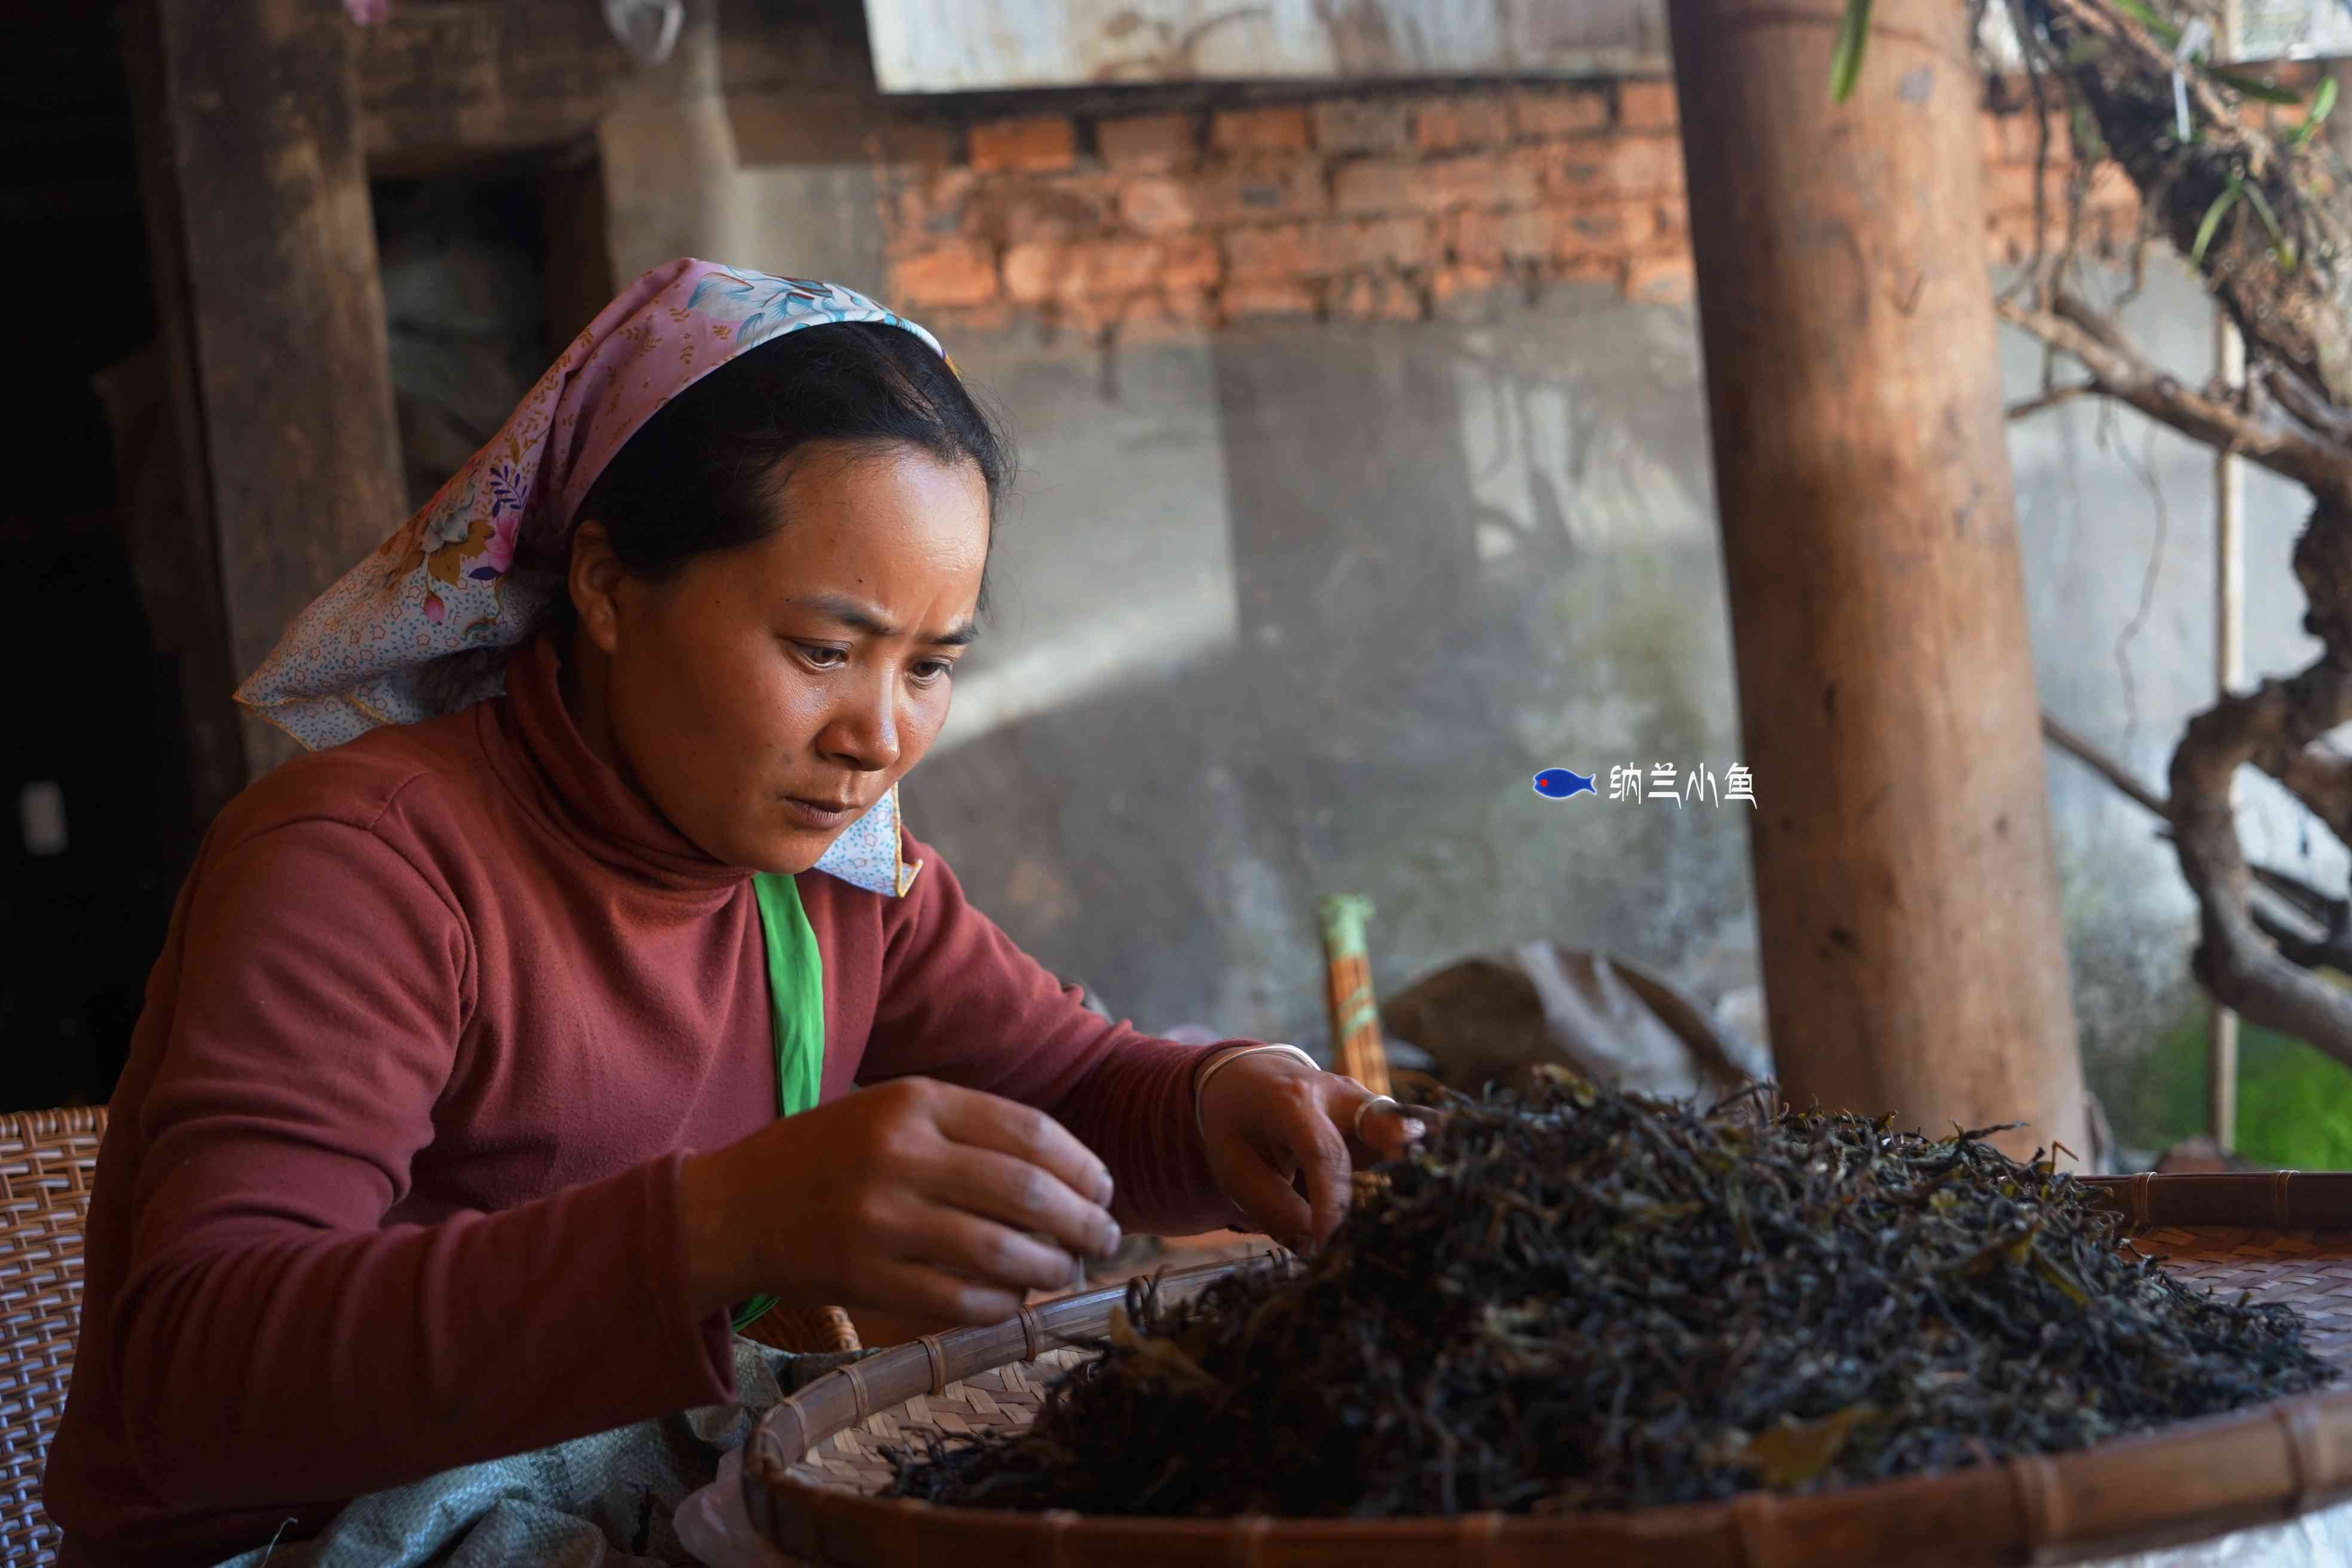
[1223,216,1438,280]
[969,115,1076,173]
[1333,153,1539,216]
[993,175,1122,246]
[1098,112,1199,172]
[1336,271,1426,321]
[1413,93,1512,151]
[1448,200,1655,267]
[1977,110,2010,167]
[1221,280,1321,318]
[2001,111,2073,165]
[1211,105,1312,153]
[1446,207,1539,265]
[1510,89,1609,139]
[1121,288,1219,341]
[1002,235,1220,302]
[1619,80,1679,130]
[923,300,1015,335]
[893,166,979,240]
[1450,199,1658,265]
[1526,135,1685,199]
[1312,97,1412,154]
[1982,162,2071,216]
[1119,160,1328,233]
[1625,253,1695,305]
[1556,256,1625,289]
[869,120,963,169]
[1431,261,1505,310]
[2084,160,2136,210]
[1160,233,1221,290]
[889,241,1000,307]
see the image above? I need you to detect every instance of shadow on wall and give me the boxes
[907,284,1757,1056]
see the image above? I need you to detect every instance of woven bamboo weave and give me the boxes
[0,1107,104,1568]
[745,1181,2352,1566]
[780,1346,1091,1494]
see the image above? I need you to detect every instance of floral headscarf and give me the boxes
[234,258,950,896]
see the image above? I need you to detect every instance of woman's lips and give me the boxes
[780,795,859,830]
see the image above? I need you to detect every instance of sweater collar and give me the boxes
[488,636,914,898]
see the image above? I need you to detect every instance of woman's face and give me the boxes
[569,442,990,874]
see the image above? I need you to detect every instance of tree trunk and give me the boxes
[1668,0,2092,1161]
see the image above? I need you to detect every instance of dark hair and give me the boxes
[575,320,1011,582]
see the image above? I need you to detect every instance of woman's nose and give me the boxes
[820,676,901,773]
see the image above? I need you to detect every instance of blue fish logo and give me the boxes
[1533,768,1595,800]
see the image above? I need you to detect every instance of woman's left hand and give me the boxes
[1196,1052,1425,1255]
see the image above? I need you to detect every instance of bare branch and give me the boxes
[2008,383,2099,420]
[2173,660,2352,1060]
[2041,712,2170,817]
[1996,293,2352,503]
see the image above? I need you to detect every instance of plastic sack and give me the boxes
[1382,944,1770,1102]
[675,1445,798,1568]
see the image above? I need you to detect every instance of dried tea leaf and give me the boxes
[1742,1404,1879,1486]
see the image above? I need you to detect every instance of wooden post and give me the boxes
[1665,0,2091,1162]
[122,0,406,781]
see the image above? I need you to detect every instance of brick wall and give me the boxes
[877,81,2144,342]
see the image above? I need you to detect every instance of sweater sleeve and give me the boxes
[862,837,1241,1236]
[112,819,733,1508]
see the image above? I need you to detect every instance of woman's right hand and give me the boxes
[678,1076,1122,1328]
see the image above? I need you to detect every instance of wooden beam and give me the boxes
[352,0,849,175]
[1666,0,2091,1162]
[122,0,407,779]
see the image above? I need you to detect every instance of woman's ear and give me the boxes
[568,521,628,656]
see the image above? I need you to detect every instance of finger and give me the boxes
[904,1205,1089,1296]
[1351,1102,1429,1161]
[921,1144,1123,1261]
[1284,1087,1356,1251]
[926,1082,1117,1209]
[1214,1142,1315,1252]
[856,1260,1027,1328]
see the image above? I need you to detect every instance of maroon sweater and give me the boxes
[44,639,1236,1566]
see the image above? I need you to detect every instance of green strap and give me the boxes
[731,872,826,1334]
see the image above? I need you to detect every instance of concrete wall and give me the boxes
[903,259,2328,1132]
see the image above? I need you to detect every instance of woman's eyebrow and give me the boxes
[795,593,979,647]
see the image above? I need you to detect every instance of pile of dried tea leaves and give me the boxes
[881,1074,2336,1517]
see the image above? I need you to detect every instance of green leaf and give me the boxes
[2241,179,2297,268]
[2292,76,2338,148]
[1830,0,1873,105]
[2210,66,2308,106]
[2191,182,2240,269]
[2109,0,2182,46]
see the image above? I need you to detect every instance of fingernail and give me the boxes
[1095,1172,1115,1206]
[1098,1221,1123,1255]
[1401,1118,1427,1141]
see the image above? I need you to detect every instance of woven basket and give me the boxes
[0,1107,105,1568]
[744,1173,2352,1566]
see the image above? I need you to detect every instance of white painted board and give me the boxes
[860,0,1670,94]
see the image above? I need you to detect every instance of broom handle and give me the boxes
[1317,894,1390,1100]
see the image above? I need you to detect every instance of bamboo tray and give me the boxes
[742,1172,2352,1566]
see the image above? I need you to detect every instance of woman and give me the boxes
[44,261,1417,1566]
